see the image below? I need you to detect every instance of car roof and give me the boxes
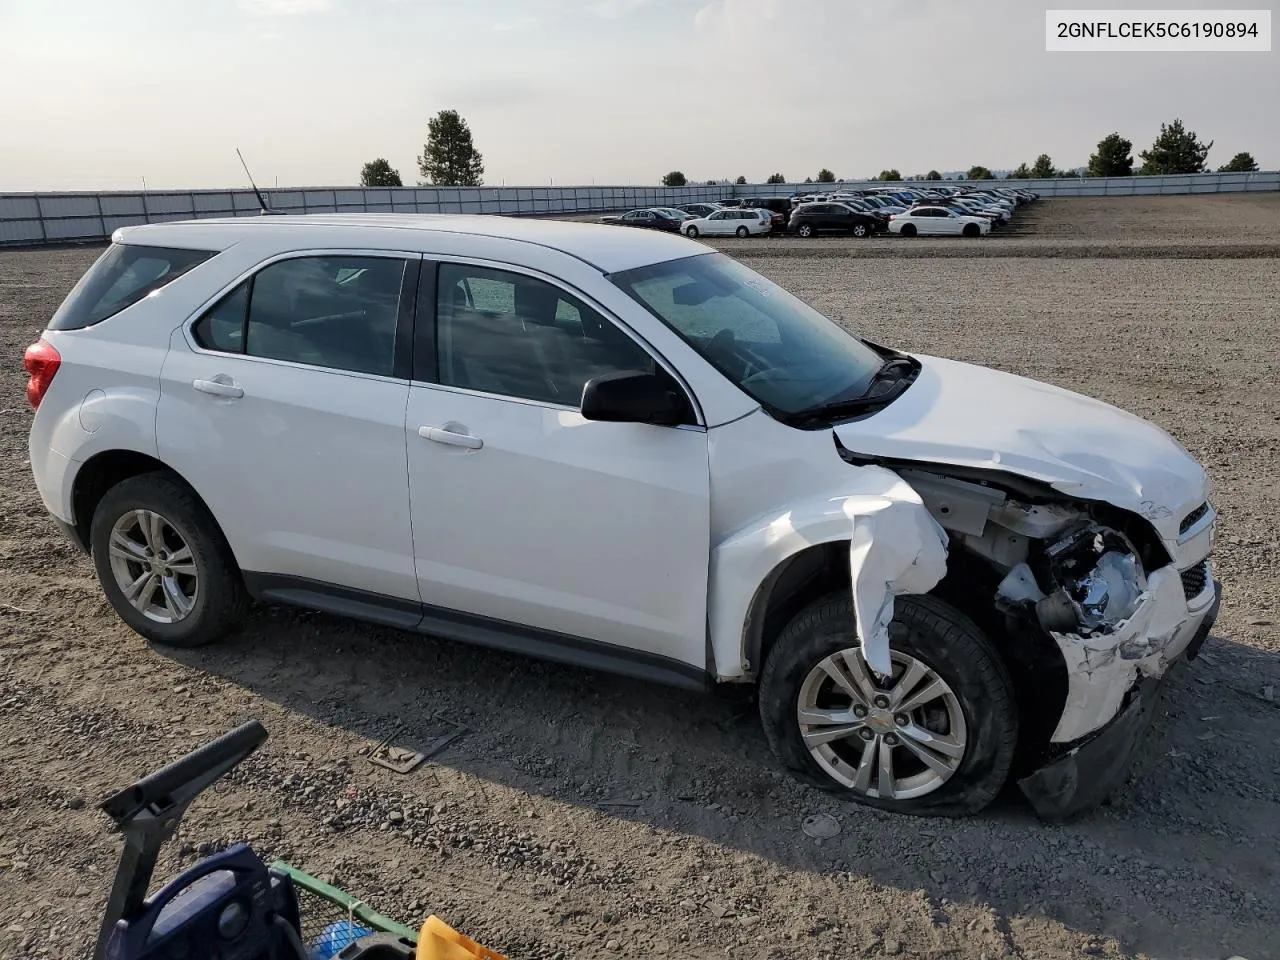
[113,213,702,274]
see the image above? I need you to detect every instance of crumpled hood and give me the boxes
[833,355,1209,542]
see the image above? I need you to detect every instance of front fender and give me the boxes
[708,464,950,680]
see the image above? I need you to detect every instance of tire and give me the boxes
[962,223,981,238]
[736,226,749,238]
[796,223,815,238]
[900,223,917,238]
[90,471,248,648]
[759,592,1017,817]
[685,225,699,238]
[852,223,869,238]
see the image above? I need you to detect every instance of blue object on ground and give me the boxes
[310,919,375,960]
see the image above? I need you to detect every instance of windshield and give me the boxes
[609,252,886,417]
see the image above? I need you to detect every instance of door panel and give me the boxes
[407,389,710,665]
[156,253,420,601]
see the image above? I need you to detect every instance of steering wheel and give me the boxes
[707,328,768,379]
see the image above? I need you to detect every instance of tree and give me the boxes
[661,170,687,186]
[1009,163,1031,180]
[418,109,484,186]
[360,158,403,187]
[1030,154,1055,179]
[1057,169,1081,178]
[765,172,787,184]
[1139,119,1212,175]
[816,168,836,183]
[1219,151,1259,173]
[1088,132,1134,177]
[925,170,942,181]
[877,169,902,181]
[966,165,994,180]
[804,177,813,184]
[705,179,717,186]
[735,175,747,184]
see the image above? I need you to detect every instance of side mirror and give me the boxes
[580,371,691,427]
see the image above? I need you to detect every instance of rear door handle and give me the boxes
[192,377,244,399]
[418,425,483,450]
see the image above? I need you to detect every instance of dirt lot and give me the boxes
[2,194,1278,960]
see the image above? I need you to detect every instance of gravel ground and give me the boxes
[1,195,1278,960]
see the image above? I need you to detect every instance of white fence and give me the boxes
[1,171,1276,246]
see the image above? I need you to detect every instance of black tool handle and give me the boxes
[101,719,268,824]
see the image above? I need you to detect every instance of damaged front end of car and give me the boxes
[837,441,1222,821]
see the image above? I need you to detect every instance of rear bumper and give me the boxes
[1017,579,1222,822]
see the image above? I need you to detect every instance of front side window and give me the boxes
[611,252,884,416]
[51,243,216,331]
[435,263,655,406]
[191,255,407,377]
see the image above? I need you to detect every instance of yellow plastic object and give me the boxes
[415,916,509,960]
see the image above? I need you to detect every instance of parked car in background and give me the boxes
[789,202,881,238]
[913,198,1004,226]
[600,208,686,232]
[683,208,772,238]
[25,214,1220,821]
[678,203,722,219]
[889,206,991,237]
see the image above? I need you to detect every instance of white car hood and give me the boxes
[832,355,1209,542]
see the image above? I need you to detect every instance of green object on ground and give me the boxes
[272,859,419,943]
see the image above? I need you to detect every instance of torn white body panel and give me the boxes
[846,495,949,676]
[705,410,949,680]
[1049,565,1195,742]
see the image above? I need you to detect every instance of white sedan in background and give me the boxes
[889,206,991,238]
[683,208,772,238]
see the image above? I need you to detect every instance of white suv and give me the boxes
[25,215,1220,820]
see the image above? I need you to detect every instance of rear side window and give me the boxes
[49,243,215,331]
[190,254,408,377]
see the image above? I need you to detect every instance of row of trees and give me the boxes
[360,112,1262,189]
[662,120,1260,187]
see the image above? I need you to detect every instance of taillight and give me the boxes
[24,339,61,410]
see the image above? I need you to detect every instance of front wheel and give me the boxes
[685,225,700,238]
[962,222,981,238]
[90,472,248,648]
[851,223,869,238]
[735,225,749,238]
[759,593,1017,817]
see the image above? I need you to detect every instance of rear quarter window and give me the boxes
[49,243,216,331]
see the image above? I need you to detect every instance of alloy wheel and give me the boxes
[107,509,199,624]
[796,647,967,800]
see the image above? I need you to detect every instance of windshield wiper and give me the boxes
[782,356,919,429]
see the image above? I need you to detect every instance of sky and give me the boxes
[0,0,1275,190]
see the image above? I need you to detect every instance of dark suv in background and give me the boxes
[788,202,882,238]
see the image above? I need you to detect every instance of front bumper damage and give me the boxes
[1018,579,1221,821]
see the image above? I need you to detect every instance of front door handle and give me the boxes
[418,425,483,450]
[192,377,244,399]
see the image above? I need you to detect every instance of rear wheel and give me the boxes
[796,223,815,238]
[90,472,248,648]
[759,592,1017,817]
[900,223,917,238]
[962,222,981,238]
[736,225,750,238]
[685,225,700,238]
